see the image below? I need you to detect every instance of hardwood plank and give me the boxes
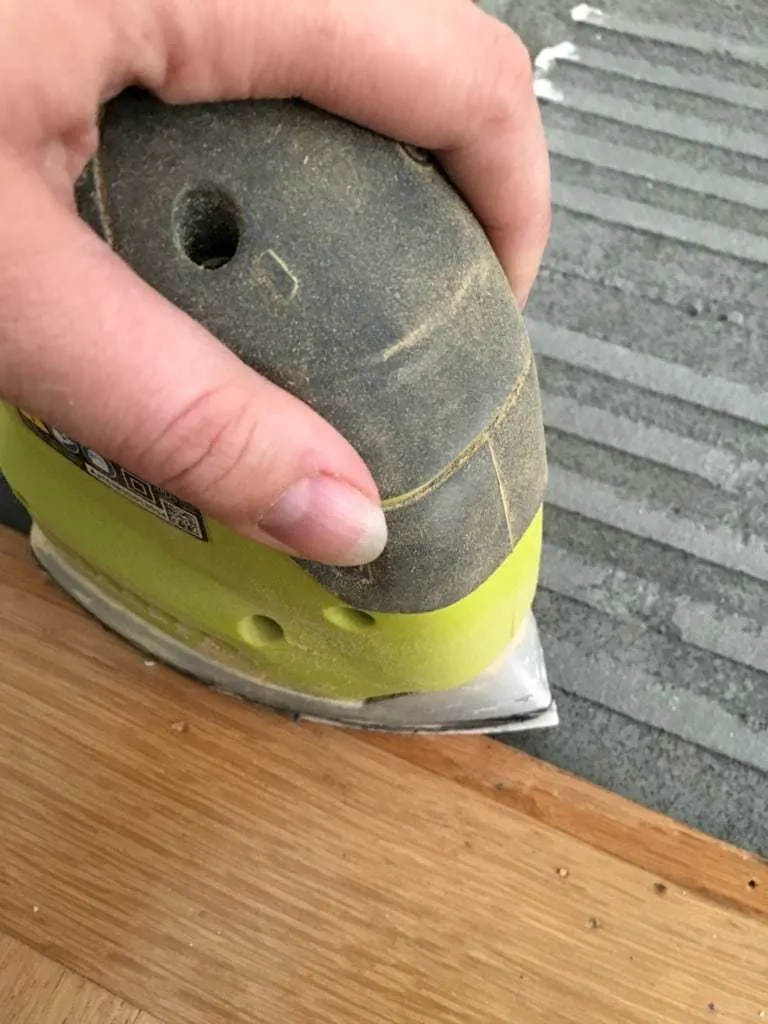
[0,526,767,1024]
[0,933,152,1024]
[364,735,768,920]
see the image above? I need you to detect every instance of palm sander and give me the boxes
[0,90,557,734]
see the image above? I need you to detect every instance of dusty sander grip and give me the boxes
[77,90,547,615]
[0,89,554,729]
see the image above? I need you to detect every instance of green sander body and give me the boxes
[0,90,556,733]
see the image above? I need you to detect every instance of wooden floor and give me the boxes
[0,526,766,1024]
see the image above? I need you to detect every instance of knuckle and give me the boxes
[471,23,535,127]
[144,383,261,509]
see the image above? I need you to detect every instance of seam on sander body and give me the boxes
[381,349,533,512]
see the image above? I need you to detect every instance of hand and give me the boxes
[0,0,550,565]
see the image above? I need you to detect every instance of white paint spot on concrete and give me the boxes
[571,3,604,25]
[534,41,580,74]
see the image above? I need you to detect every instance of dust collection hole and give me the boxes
[324,607,376,632]
[174,184,240,269]
[239,614,284,646]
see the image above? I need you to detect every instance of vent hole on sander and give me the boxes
[174,184,240,269]
[240,614,284,646]
[324,607,376,632]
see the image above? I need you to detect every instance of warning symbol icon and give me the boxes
[123,472,156,503]
[51,428,81,456]
[84,448,116,478]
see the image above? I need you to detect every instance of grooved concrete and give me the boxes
[490,0,768,855]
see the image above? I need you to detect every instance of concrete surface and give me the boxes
[489,0,768,855]
[2,0,766,855]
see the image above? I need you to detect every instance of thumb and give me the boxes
[0,155,387,566]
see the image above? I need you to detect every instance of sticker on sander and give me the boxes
[19,410,208,541]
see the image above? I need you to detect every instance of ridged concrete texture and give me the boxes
[493,0,768,855]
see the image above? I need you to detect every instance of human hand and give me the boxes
[0,0,550,565]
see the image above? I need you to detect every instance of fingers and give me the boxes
[131,0,550,307]
[0,152,387,565]
[0,0,548,567]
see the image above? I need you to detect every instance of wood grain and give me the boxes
[0,933,158,1024]
[365,735,768,920]
[0,526,767,1024]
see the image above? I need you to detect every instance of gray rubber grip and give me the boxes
[77,90,546,613]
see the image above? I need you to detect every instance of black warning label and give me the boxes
[19,410,208,541]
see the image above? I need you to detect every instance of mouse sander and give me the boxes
[0,90,557,734]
